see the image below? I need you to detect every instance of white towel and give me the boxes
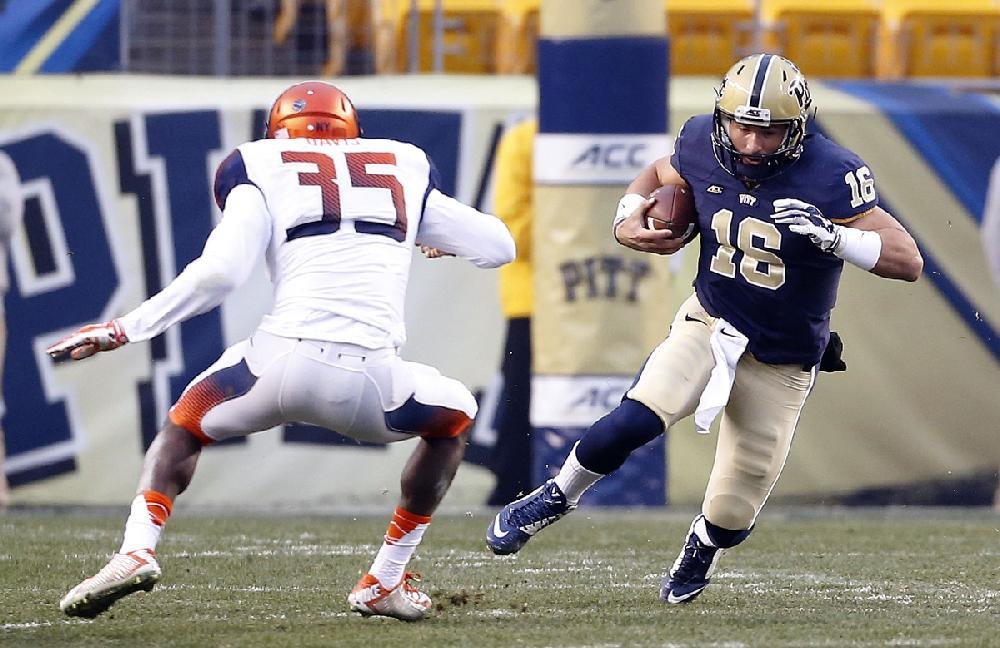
[694,318,749,434]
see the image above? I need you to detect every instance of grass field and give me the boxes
[1,507,997,647]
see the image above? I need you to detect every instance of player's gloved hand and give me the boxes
[46,319,129,361]
[770,198,841,253]
[818,331,847,372]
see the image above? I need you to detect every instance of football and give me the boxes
[645,184,697,239]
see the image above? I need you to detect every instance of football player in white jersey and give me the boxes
[49,81,515,621]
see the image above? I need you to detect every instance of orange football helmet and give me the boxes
[265,81,360,140]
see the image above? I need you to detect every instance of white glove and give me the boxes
[770,198,841,253]
[46,319,129,361]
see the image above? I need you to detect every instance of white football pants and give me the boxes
[168,330,477,444]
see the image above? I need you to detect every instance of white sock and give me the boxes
[119,493,167,554]
[693,515,717,548]
[369,517,429,588]
[553,443,603,506]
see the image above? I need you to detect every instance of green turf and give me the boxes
[1,508,997,647]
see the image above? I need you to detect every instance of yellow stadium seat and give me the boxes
[373,0,501,74]
[763,0,880,78]
[495,0,538,74]
[882,0,1000,77]
[666,0,756,77]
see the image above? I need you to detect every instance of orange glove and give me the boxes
[46,319,129,361]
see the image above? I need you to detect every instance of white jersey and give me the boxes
[118,137,514,349]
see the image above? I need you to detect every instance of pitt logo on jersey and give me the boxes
[739,194,757,206]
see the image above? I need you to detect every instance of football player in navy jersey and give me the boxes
[487,54,923,604]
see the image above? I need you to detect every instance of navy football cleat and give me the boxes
[486,480,575,555]
[659,515,724,604]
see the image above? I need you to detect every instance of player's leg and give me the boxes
[487,294,716,555]
[59,419,200,619]
[60,334,292,618]
[348,429,471,620]
[345,358,475,621]
[661,355,814,604]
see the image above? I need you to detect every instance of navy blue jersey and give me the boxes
[671,115,878,366]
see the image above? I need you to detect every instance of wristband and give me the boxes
[833,226,881,271]
[613,193,645,237]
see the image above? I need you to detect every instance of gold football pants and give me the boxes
[628,293,816,529]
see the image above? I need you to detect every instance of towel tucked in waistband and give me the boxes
[694,318,748,434]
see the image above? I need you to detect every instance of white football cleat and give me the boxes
[348,572,432,621]
[60,549,161,618]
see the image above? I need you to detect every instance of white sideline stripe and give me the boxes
[3,620,94,630]
[172,543,377,558]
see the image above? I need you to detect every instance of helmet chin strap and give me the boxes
[712,113,805,185]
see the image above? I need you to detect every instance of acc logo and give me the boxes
[707,185,723,194]
[571,142,647,169]
[292,98,307,113]
[534,134,669,185]
[570,386,626,411]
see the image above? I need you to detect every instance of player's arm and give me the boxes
[416,189,515,268]
[613,157,688,255]
[844,207,922,281]
[47,185,270,360]
[772,199,922,282]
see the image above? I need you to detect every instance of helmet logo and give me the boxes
[292,98,307,113]
[735,105,771,125]
[788,76,811,113]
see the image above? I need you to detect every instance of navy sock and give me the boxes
[575,398,665,475]
[703,517,754,549]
